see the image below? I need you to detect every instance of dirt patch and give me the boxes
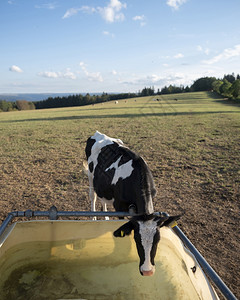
[0,138,239,299]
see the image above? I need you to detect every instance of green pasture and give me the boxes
[0,91,239,164]
[0,91,239,216]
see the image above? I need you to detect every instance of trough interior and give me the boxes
[0,221,211,300]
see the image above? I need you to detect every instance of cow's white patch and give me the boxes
[106,156,134,185]
[146,199,154,215]
[138,220,158,272]
[105,156,122,172]
[88,131,123,173]
[98,197,114,207]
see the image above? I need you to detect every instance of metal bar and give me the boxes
[1,206,165,224]
[172,225,237,300]
[57,211,131,218]
[2,210,132,219]
[0,213,16,237]
[29,210,131,218]
[27,210,132,219]
[0,208,134,238]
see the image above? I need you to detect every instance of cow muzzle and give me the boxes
[140,266,155,276]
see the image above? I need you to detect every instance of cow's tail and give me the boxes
[83,161,88,176]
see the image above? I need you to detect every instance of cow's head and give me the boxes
[113,214,180,276]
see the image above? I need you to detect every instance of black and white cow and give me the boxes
[85,131,180,276]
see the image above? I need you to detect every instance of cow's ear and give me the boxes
[157,215,181,228]
[113,221,134,238]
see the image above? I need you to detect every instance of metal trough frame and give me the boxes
[0,206,237,300]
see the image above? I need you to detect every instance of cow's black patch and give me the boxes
[150,230,160,265]
[132,214,155,222]
[89,161,94,173]
[97,142,122,170]
[118,146,139,166]
[133,222,145,267]
[85,138,96,160]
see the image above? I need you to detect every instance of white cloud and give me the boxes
[9,65,23,73]
[98,0,126,23]
[112,70,118,75]
[79,62,103,82]
[132,15,146,26]
[79,62,86,68]
[62,8,81,19]
[80,6,97,14]
[203,44,240,65]
[197,45,210,55]
[103,31,115,38]
[35,2,57,10]
[38,71,58,78]
[62,69,77,80]
[62,6,96,19]
[63,0,126,23]
[87,72,103,82]
[133,15,144,21]
[174,53,184,59]
[38,69,76,79]
[166,0,187,10]
[121,71,197,89]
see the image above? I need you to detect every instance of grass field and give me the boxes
[0,91,240,297]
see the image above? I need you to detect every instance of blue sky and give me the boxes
[1,0,240,93]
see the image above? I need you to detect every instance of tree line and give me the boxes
[158,73,240,98]
[33,92,137,109]
[1,73,239,112]
[0,100,35,112]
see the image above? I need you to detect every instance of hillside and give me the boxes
[0,92,239,298]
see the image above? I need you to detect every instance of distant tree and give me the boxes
[184,85,191,92]
[191,77,216,91]
[28,102,35,110]
[160,86,170,94]
[229,79,240,99]
[223,73,235,84]
[84,93,91,104]
[219,79,232,97]
[212,80,224,94]
[0,100,14,112]
[141,87,155,96]
[16,100,35,110]
[167,85,174,94]
[101,92,109,102]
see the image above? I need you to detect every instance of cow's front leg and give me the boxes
[100,199,109,220]
[89,181,97,220]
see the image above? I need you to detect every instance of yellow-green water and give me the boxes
[0,239,200,300]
